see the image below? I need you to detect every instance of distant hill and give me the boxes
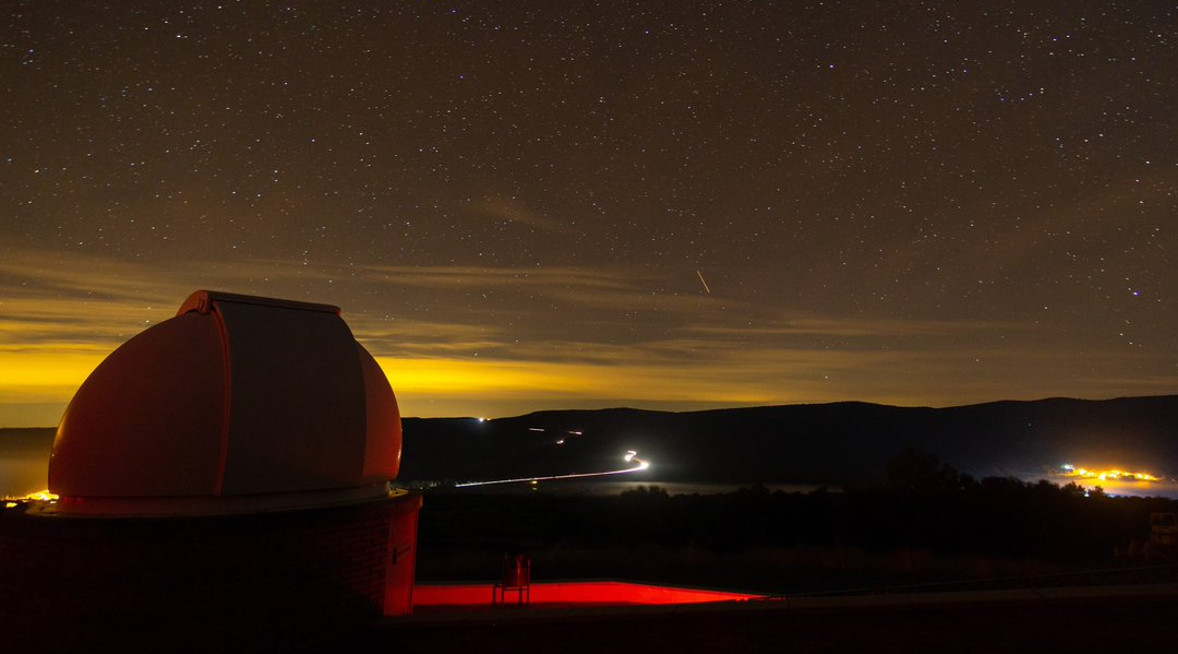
[400,396,1178,484]
[6,396,1176,487]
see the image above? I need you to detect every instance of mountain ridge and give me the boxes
[5,395,1176,486]
[400,395,1178,484]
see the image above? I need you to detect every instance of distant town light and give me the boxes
[1058,465,1159,483]
[1,490,60,504]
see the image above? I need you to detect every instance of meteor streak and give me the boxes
[454,451,651,488]
[696,269,712,294]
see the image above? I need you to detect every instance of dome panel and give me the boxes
[49,312,225,498]
[358,344,401,482]
[214,298,367,495]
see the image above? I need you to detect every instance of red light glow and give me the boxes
[411,581,764,610]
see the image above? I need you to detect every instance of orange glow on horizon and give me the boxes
[9,324,1162,426]
[4,288,1169,426]
[0,346,784,426]
[2,490,59,502]
[0,347,112,425]
[1058,464,1160,483]
[375,356,778,409]
[0,346,110,392]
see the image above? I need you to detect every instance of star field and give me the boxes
[1,1,1175,424]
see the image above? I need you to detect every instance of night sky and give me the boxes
[1,2,1175,426]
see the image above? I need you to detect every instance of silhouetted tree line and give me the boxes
[417,449,1176,564]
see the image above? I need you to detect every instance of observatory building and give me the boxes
[0,291,421,652]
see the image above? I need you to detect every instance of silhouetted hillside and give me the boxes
[400,396,1178,484]
[6,396,1177,487]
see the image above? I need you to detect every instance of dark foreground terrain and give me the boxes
[415,452,1178,593]
[323,585,1178,654]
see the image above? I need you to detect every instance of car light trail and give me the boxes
[454,451,650,488]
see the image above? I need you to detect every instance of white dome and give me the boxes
[49,291,401,502]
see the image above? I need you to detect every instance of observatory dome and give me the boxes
[49,290,401,505]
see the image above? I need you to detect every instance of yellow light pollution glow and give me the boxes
[375,356,776,416]
[0,347,111,425]
[2,490,59,503]
[1058,464,1160,483]
[0,346,109,391]
[1,251,1176,427]
[0,347,780,426]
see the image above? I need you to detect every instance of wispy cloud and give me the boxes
[464,196,579,235]
[1,245,1172,426]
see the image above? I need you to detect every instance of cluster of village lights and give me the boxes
[3,490,59,508]
[1059,464,1160,483]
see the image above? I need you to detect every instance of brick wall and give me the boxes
[0,493,421,653]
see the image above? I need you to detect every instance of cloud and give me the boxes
[464,196,578,235]
[1,245,1173,424]
[352,263,645,294]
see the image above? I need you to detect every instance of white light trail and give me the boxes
[454,451,650,488]
[696,269,712,294]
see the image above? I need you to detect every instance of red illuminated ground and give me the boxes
[350,584,1178,654]
[413,581,763,610]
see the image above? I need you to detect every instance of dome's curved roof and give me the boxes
[49,291,401,500]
